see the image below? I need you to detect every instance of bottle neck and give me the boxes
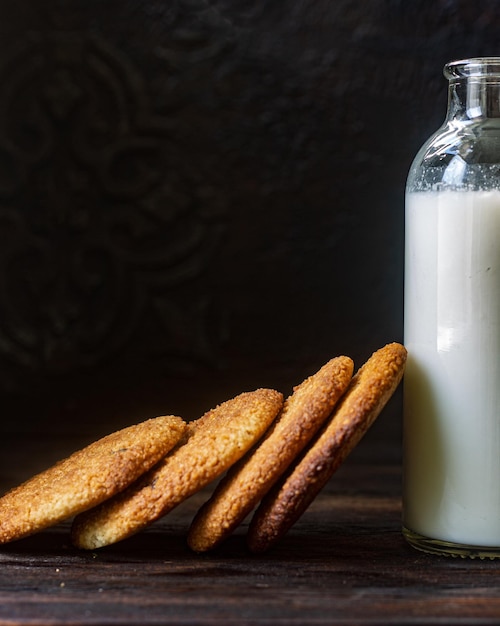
[446,74,500,122]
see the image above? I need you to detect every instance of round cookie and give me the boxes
[0,415,187,544]
[247,342,407,553]
[187,356,354,553]
[71,388,283,549]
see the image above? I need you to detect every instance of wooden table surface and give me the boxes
[1,433,500,626]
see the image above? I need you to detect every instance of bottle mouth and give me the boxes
[444,57,500,80]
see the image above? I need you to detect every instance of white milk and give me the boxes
[403,189,500,547]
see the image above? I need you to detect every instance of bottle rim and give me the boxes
[444,57,500,80]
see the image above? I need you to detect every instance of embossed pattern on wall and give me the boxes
[0,30,226,373]
[0,0,498,432]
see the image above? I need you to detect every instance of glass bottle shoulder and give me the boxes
[407,120,500,192]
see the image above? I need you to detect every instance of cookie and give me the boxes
[247,342,407,553]
[187,356,354,552]
[0,415,187,544]
[71,388,283,549]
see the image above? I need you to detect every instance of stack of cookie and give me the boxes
[0,343,406,553]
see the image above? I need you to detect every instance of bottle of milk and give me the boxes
[403,58,500,558]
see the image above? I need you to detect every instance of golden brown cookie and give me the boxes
[0,415,187,544]
[71,388,283,549]
[187,356,354,552]
[247,342,407,553]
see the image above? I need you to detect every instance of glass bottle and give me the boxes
[403,58,500,558]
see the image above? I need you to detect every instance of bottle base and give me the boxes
[403,526,500,560]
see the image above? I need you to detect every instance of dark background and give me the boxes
[0,1,497,452]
